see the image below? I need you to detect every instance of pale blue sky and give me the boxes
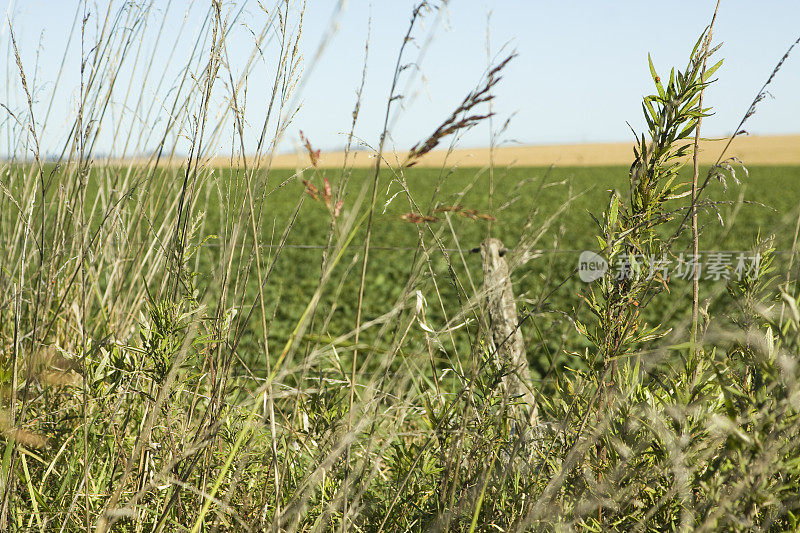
[2,1,799,158]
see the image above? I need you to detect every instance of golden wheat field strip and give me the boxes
[256,133,800,168]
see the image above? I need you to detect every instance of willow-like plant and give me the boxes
[578,30,723,376]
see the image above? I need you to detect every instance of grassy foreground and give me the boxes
[2,156,800,530]
[2,1,800,531]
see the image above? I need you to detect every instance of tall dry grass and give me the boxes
[1,1,800,531]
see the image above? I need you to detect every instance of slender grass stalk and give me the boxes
[691,1,720,353]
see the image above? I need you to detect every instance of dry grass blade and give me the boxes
[403,53,516,167]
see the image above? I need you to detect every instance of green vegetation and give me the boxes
[2,1,800,531]
[187,163,800,377]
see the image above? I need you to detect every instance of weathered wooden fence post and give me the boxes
[479,237,538,426]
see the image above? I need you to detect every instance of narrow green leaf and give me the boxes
[644,98,658,122]
[609,194,619,228]
[705,58,724,79]
[648,53,666,98]
[587,210,602,230]
[690,32,705,58]
[679,93,702,116]
[648,52,658,82]
[642,103,655,130]
[677,119,699,140]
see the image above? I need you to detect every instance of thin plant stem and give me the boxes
[691,0,721,353]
